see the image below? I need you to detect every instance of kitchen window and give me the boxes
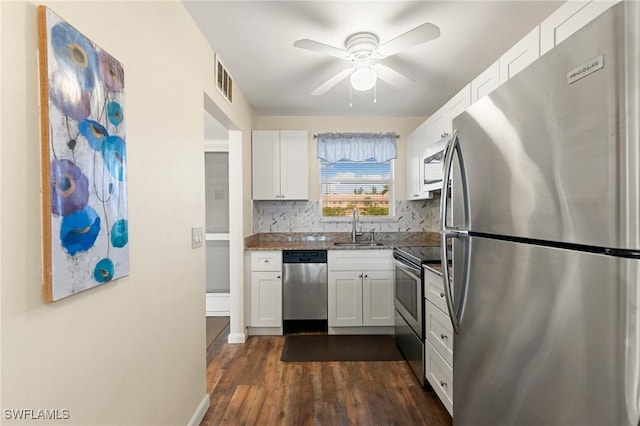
[320,159,394,219]
[316,132,397,220]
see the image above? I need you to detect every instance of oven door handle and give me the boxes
[392,257,421,282]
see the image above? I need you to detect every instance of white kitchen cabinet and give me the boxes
[252,130,308,200]
[327,270,363,327]
[249,251,282,328]
[424,265,453,415]
[540,1,620,55]
[499,26,540,85]
[471,60,500,104]
[362,270,394,326]
[446,84,471,125]
[406,121,432,200]
[328,250,394,328]
[426,339,453,415]
[425,299,453,366]
[426,83,471,142]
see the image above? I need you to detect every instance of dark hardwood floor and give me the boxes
[201,326,452,426]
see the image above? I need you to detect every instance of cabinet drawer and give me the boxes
[250,251,282,271]
[424,267,447,313]
[425,340,453,415]
[328,250,392,271]
[425,300,453,366]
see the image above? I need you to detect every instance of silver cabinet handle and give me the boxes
[439,292,445,298]
[359,274,363,278]
[440,381,447,388]
[440,333,448,340]
[364,274,368,278]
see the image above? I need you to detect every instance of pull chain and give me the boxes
[349,84,353,107]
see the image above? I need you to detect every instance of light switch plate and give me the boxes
[191,227,203,249]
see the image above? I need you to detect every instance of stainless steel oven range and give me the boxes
[392,246,442,387]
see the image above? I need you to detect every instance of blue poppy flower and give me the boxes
[110,219,128,248]
[50,21,98,90]
[60,206,100,255]
[48,70,91,121]
[107,101,123,126]
[93,258,114,283]
[50,159,89,216]
[78,119,108,151]
[102,136,126,181]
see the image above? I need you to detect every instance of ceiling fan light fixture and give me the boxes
[350,64,377,91]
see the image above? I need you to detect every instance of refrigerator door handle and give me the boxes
[440,130,471,334]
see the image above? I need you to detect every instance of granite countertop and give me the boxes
[245,232,440,251]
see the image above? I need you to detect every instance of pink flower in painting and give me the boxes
[98,49,124,92]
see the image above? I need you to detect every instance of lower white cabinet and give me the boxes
[328,250,394,328]
[425,339,453,414]
[424,266,454,416]
[249,251,282,328]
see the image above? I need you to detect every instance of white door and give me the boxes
[328,271,362,327]
[362,270,394,326]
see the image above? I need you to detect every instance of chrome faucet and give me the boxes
[351,207,359,242]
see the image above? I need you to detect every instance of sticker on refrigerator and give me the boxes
[567,55,604,84]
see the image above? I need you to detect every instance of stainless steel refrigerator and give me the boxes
[439,2,640,425]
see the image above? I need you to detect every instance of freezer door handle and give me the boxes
[439,131,469,234]
[440,131,471,334]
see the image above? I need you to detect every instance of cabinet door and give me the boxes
[540,1,619,55]
[362,270,394,326]
[499,26,540,85]
[425,340,453,415]
[427,104,450,142]
[471,60,500,104]
[252,130,281,200]
[250,271,282,327]
[446,84,471,124]
[406,132,422,200]
[425,299,454,366]
[279,130,308,200]
[328,271,362,327]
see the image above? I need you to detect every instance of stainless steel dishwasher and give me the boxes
[282,250,328,333]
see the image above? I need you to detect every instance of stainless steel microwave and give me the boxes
[422,136,448,192]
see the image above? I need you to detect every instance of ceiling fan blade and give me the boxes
[310,68,353,96]
[377,23,440,58]
[374,63,413,90]
[293,39,348,59]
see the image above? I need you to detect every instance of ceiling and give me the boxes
[184,1,563,118]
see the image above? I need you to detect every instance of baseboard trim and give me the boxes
[227,332,247,344]
[187,393,210,426]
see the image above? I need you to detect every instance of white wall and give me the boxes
[0,1,254,424]
[255,116,424,200]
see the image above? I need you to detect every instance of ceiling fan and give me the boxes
[293,23,440,96]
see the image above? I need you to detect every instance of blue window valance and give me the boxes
[316,132,397,163]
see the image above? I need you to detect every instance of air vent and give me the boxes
[216,56,233,103]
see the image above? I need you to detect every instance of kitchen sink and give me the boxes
[332,241,385,247]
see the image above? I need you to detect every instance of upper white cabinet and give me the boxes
[471,60,500,104]
[499,26,540,85]
[252,130,308,200]
[540,1,620,55]
[406,123,431,200]
[406,85,470,199]
[446,84,472,125]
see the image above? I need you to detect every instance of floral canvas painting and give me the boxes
[38,7,129,302]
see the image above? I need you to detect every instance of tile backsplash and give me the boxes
[253,196,440,233]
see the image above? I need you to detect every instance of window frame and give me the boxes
[319,158,396,222]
